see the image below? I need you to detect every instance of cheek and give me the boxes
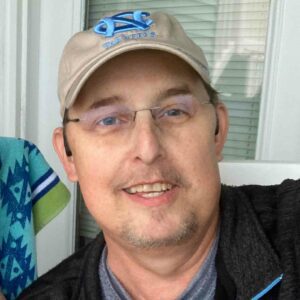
[71,144,124,228]
[170,120,218,168]
[180,133,221,216]
[167,121,220,195]
[183,137,219,188]
[71,138,120,197]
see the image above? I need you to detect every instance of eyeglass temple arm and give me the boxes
[64,117,80,123]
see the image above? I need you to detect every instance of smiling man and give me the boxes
[18,10,300,300]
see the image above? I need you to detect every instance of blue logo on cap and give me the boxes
[94,11,153,37]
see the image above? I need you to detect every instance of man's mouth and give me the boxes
[124,182,173,198]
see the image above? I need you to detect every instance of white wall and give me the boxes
[30,0,85,275]
[0,0,300,275]
[257,0,300,161]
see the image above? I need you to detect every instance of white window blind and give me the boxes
[78,0,271,242]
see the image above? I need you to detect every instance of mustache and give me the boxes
[114,165,189,190]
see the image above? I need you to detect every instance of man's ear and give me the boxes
[214,102,229,161]
[52,127,78,182]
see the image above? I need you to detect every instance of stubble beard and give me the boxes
[116,165,199,249]
[120,211,199,249]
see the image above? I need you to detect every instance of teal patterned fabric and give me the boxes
[0,137,70,300]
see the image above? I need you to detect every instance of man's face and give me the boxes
[54,50,228,249]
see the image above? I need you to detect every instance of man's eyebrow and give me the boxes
[88,96,121,110]
[157,85,193,101]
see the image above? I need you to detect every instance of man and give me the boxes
[18,10,300,299]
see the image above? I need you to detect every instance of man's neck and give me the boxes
[104,221,219,300]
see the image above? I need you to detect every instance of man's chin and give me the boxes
[120,214,199,249]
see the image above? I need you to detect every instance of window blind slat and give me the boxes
[227,132,257,142]
[229,126,258,135]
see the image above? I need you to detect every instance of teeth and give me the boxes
[136,185,144,193]
[143,192,164,198]
[126,183,172,194]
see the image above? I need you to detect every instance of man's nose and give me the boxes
[129,111,165,165]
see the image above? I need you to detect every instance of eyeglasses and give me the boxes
[64,96,211,135]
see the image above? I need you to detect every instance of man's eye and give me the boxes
[164,109,185,117]
[156,104,192,124]
[161,106,190,119]
[97,116,121,126]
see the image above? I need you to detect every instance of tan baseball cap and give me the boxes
[58,10,210,117]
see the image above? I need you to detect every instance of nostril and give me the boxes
[131,127,164,165]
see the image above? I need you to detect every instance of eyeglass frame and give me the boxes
[61,83,219,156]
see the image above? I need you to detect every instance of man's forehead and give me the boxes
[88,49,199,77]
[82,85,199,109]
[73,83,208,114]
[72,50,207,109]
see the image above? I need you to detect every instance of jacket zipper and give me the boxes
[251,273,283,300]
